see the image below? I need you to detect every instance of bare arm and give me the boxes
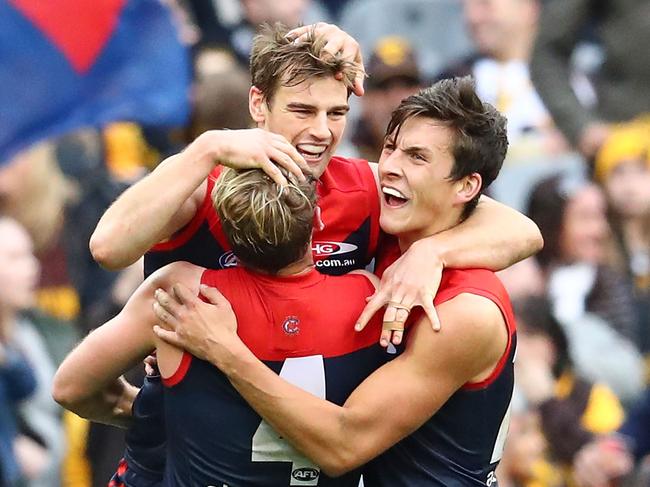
[52,262,202,423]
[155,288,507,477]
[427,195,543,270]
[90,151,208,270]
[90,129,308,270]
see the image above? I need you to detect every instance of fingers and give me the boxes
[259,157,288,186]
[269,134,310,173]
[355,290,388,331]
[171,283,198,307]
[420,292,440,331]
[152,301,179,329]
[380,320,404,348]
[269,147,307,182]
[199,284,230,307]
[152,325,183,348]
[285,25,312,41]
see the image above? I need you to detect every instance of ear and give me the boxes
[249,86,266,125]
[455,173,482,204]
[313,205,325,232]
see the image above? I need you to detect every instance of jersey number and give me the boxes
[251,355,326,486]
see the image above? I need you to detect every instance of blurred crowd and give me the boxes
[1,0,649,486]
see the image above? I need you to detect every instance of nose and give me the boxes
[309,112,330,141]
[379,148,402,179]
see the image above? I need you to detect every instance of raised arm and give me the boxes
[52,261,202,425]
[90,129,308,270]
[154,287,507,477]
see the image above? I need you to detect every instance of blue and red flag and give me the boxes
[0,0,191,164]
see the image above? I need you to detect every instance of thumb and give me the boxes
[199,284,228,306]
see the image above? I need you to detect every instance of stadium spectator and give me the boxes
[0,217,39,486]
[530,0,650,158]
[438,0,568,160]
[594,118,650,357]
[514,295,625,484]
[351,36,423,162]
[526,173,645,402]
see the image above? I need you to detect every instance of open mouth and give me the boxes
[382,186,409,207]
[296,143,328,164]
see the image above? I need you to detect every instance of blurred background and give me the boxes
[1,0,649,486]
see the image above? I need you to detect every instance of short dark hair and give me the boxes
[385,76,508,218]
[250,23,362,105]
[213,168,317,274]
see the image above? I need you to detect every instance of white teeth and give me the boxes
[382,187,407,199]
[297,144,326,156]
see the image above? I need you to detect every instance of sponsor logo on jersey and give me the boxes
[218,251,239,268]
[282,316,300,335]
[312,241,358,257]
[292,467,319,482]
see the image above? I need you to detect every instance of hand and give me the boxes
[356,240,442,347]
[103,376,138,421]
[152,283,239,363]
[194,129,310,186]
[573,436,633,487]
[286,23,365,96]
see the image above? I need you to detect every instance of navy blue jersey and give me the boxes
[362,268,517,487]
[162,267,386,486]
[115,155,380,486]
[144,156,380,277]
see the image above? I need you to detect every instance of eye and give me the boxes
[412,153,426,162]
[329,111,347,119]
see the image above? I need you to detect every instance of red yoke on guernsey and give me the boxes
[161,266,388,487]
[144,156,380,277]
[113,156,380,487]
[365,238,517,486]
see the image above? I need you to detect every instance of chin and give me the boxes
[379,215,404,237]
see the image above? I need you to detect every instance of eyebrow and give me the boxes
[286,102,350,112]
[402,145,433,158]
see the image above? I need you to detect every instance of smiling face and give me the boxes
[378,116,481,248]
[250,76,349,178]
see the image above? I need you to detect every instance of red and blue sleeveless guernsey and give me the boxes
[367,241,517,487]
[144,156,380,277]
[162,267,387,487]
[113,156,379,487]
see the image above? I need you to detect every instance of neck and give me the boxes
[397,212,462,253]
[275,251,315,277]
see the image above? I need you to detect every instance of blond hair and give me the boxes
[250,23,363,104]
[213,168,316,273]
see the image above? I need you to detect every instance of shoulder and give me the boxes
[349,269,380,290]
[437,268,508,305]
[147,261,206,291]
